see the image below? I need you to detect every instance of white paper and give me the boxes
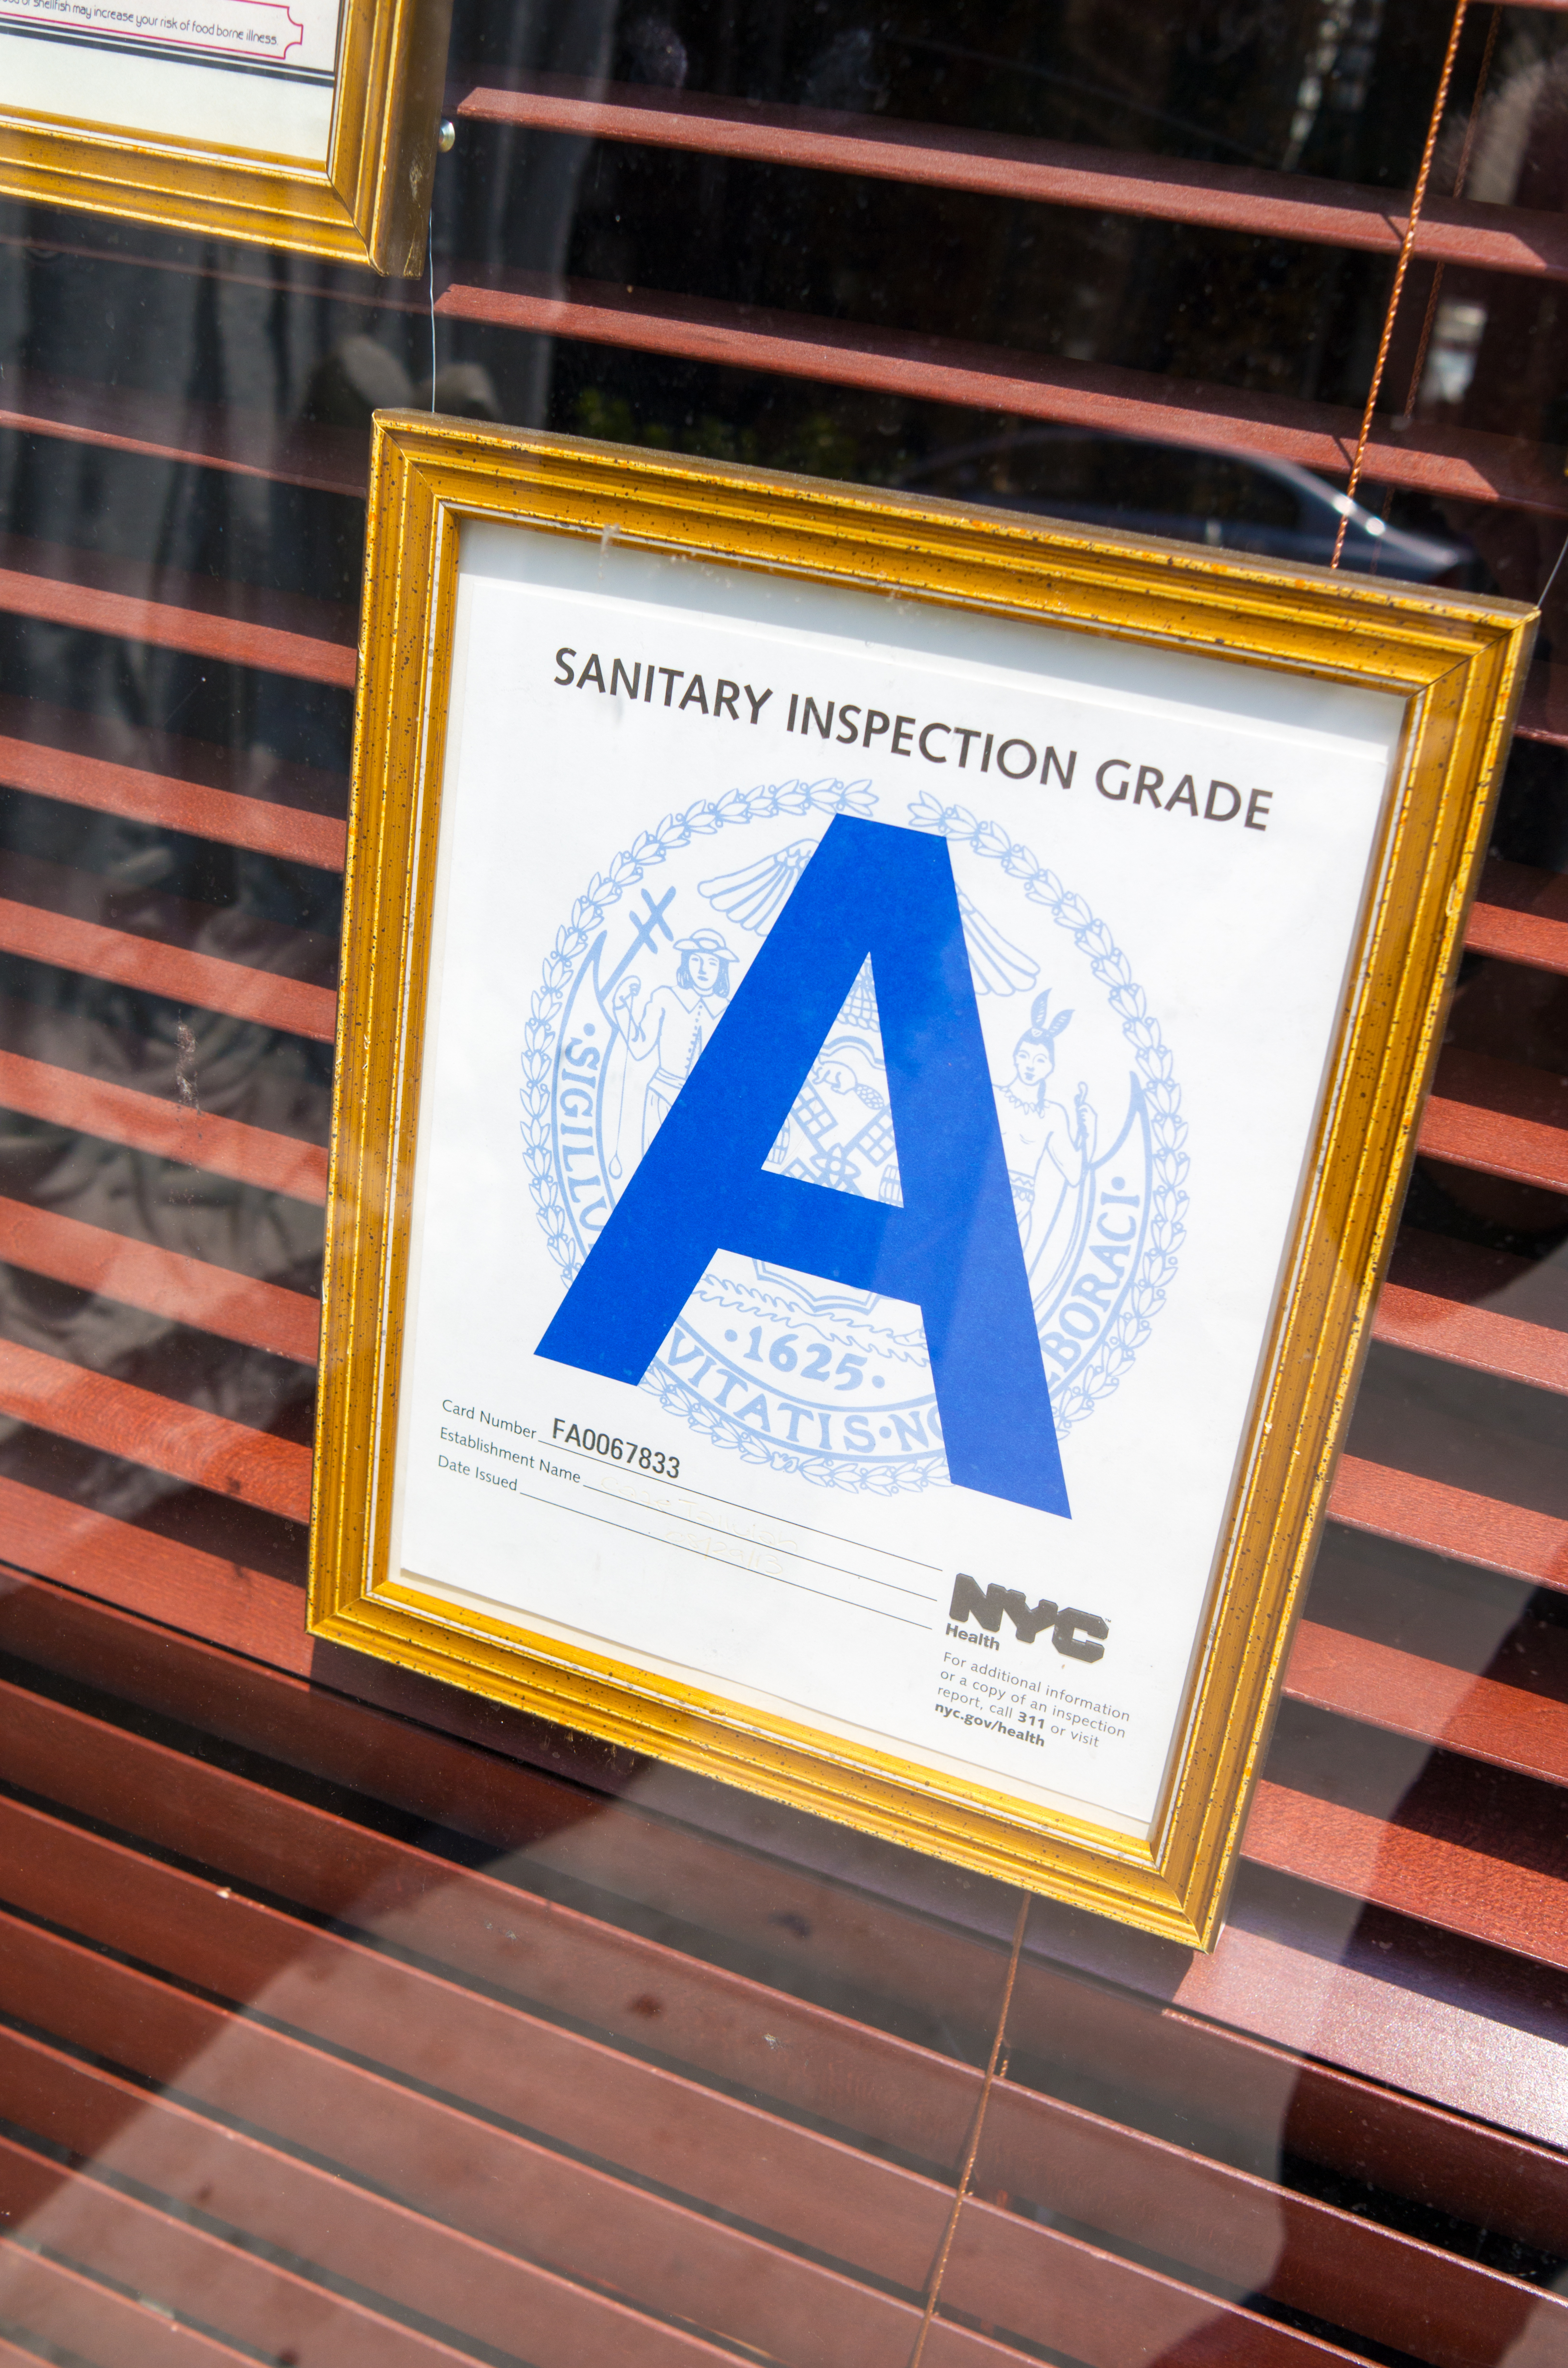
[391,519,1402,1843]
[1,0,340,160]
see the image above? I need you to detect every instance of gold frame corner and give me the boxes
[0,0,453,273]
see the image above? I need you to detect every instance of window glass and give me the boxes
[0,2,1566,2358]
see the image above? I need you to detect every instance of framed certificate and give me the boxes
[0,0,450,272]
[310,416,1533,1946]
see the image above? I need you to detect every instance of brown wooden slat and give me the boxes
[0,2018,1015,2368]
[1286,1619,1568,1790]
[1376,1230,1568,1394]
[0,728,349,869]
[0,1606,1565,2267]
[0,1768,985,2198]
[4,1990,1323,2368]
[8,1512,1568,2209]
[0,534,356,688]
[11,1896,1483,2366]
[0,1892,967,2323]
[0,2339,65,2368]
[0,2132,485,2368]
[927,2207,1367,2366]
[0,1338,311,1520]
[1389,1230,1568,1326]
[0,725,349,868]
[0,694,348,870]
[935,2188,1546,2368]
[1245,1773,1568,1973]
[0,844,338,995]
[459,73,1568,284]
[0,2242,259,2368]
[1372,1276,1568,1394]
[0,1197,319,1362]
[1329,1452,1568,1592]
[0,2330,82,2368]
[0,1765,1530,2365]
[1011,1919,1568,2259]
[0,892,338,1040]
[0,1473,311,1665]
[0,372,368,501]
[0,1906,1378,2368]
[439,269,1568,515]
[0,1046,329,1202]
[1421,1047,1568,1195]
[1467,856,1568,977]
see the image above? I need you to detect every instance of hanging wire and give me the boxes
[906,1892,1031,2368]
[1395,4,1501,435]
[1331,0,1472,566]
[1539,530,1568,610]
[428,237,437,412]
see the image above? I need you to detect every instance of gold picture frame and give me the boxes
[0,0,452,274]
[310,413,1534,1948]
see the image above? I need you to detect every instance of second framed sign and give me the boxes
[0,0,451,271]
[311,416,1532,1946]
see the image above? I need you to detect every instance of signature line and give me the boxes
[501,1482,931,1628]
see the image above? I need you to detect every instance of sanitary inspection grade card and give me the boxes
[309,417,1534,1946]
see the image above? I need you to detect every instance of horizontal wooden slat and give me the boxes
[2,1581,1566,2261]
[1386,1227,1568,1323]
[2,2017,1023,2368]
[1246,1770,1568,1974]
[459,73,1568,284]
[0,720,349,869]
[0,1045,329,1201]
[439,269,1568,515]
[938,2188,1546,2368]
[1421,1046,1568,1195]
[1466,856,1568,976]
[0,1900,1394,2368]
[1286,1617,1568,1790]
[9,1958,1357,2368]
[0,534,356,688]
[1372,1276,1568,1392]
[4,1897,1454,2368]
[1374,1229,1568,1393]
[0,2131,482,2368]
[0,1197,319,1363]
[0,2241,259,2368]
[0,1337,311,1521]
[0,891,338,1040]
[0,2326,83,2368]
[0,371,368,501]
[0,1715,1526,2367]
[0,843,337,991]
[0,1474,311,1664]
[0,1889,969,2323]
[1329,1451,1568,1591]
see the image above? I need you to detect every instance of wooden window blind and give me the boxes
[0,2,1566,2359]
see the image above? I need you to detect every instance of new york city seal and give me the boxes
[523,781,1188,1494]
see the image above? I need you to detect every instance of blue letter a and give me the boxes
[536,815,1069,1517]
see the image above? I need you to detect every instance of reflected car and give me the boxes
[896,428,1472,583]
